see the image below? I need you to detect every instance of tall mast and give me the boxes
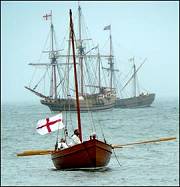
[103,25,119,91]
[97,45,101,93]
[70,9,82,142]
[49,10,57,99]
[109,27,113,91]
[78,3,83,95]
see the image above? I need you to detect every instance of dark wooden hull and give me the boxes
[51,139,112,170]
[115,93,155,108]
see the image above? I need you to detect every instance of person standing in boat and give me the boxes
[58,138,68,150]
[69,129,81,146]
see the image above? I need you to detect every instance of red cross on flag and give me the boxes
[43,13,52,20]
[36,113,64,135]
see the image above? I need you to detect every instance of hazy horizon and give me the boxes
[1,1,179,104]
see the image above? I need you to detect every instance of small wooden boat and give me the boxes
[51,138,112,170]
[51,9,112,170]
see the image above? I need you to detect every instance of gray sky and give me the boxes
[1,1,179,104]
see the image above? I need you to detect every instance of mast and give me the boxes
[97,45,101,93]
[78,3,84,95]
[120,58,147,93]
[26,12,64,100]
[70,9,82,142]
[50,10,57,99]
[103,25,119,91]
[133,58,136,97]
[109,27,113,91]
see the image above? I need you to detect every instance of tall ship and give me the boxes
[115,57,155,108]
[25,4,116,112]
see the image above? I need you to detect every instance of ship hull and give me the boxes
[51,139,112,170]
[40,95,116,112]
[115,93,155,108]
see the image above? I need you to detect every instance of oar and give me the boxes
[17,137,177,156]
[111,136,177,149]
[17,149,54,156]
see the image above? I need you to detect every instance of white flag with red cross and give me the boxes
[36,113,64,135]
[43,12,52,21]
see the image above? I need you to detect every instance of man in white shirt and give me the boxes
[58,138,68,150]
[69,129,81,146]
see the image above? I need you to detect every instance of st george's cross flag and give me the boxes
[43,12,52,21]
[36,113,64,135]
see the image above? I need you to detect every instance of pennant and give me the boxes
[103,25,111,30]
[36,113,64,135]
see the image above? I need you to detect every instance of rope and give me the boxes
[112,148,121,167]
[98,120,106,143]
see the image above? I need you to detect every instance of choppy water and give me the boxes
[1,98,179,186]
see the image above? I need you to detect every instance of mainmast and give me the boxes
[49,10,57,99]
[97,45,101,93]
[78,3,84,95]
[70,9,82,142]
[109,28,113,91]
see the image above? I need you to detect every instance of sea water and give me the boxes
[1,97,179,186]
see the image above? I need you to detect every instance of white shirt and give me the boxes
[69,134,81,146]
[58,142,68,149]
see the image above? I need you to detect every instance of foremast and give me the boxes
[25,11,60,100]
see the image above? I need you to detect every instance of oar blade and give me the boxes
[17,149,54,156]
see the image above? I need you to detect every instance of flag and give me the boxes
[36,113,64,135]
[103,25,111,30]
[43,13,52,20]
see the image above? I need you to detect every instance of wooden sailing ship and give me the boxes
[51,9,112,169]
[25,4,116,112]
[115,57,155,108]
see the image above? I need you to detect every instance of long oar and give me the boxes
[17,149,54,156]
[17,137,177,156]
[111,136,177,149]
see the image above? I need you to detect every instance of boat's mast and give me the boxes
[78,3,83,95]
[120,58,146,92]
[98,46,101,93]
[132,58,136,97]
[103,25,119,91]
[50,10,57,99]
[70,9,82,142]
[109,28,113,91]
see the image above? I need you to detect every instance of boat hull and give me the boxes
[51,139,112,170]
[115,93,155,108]
[41,96,115,112]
